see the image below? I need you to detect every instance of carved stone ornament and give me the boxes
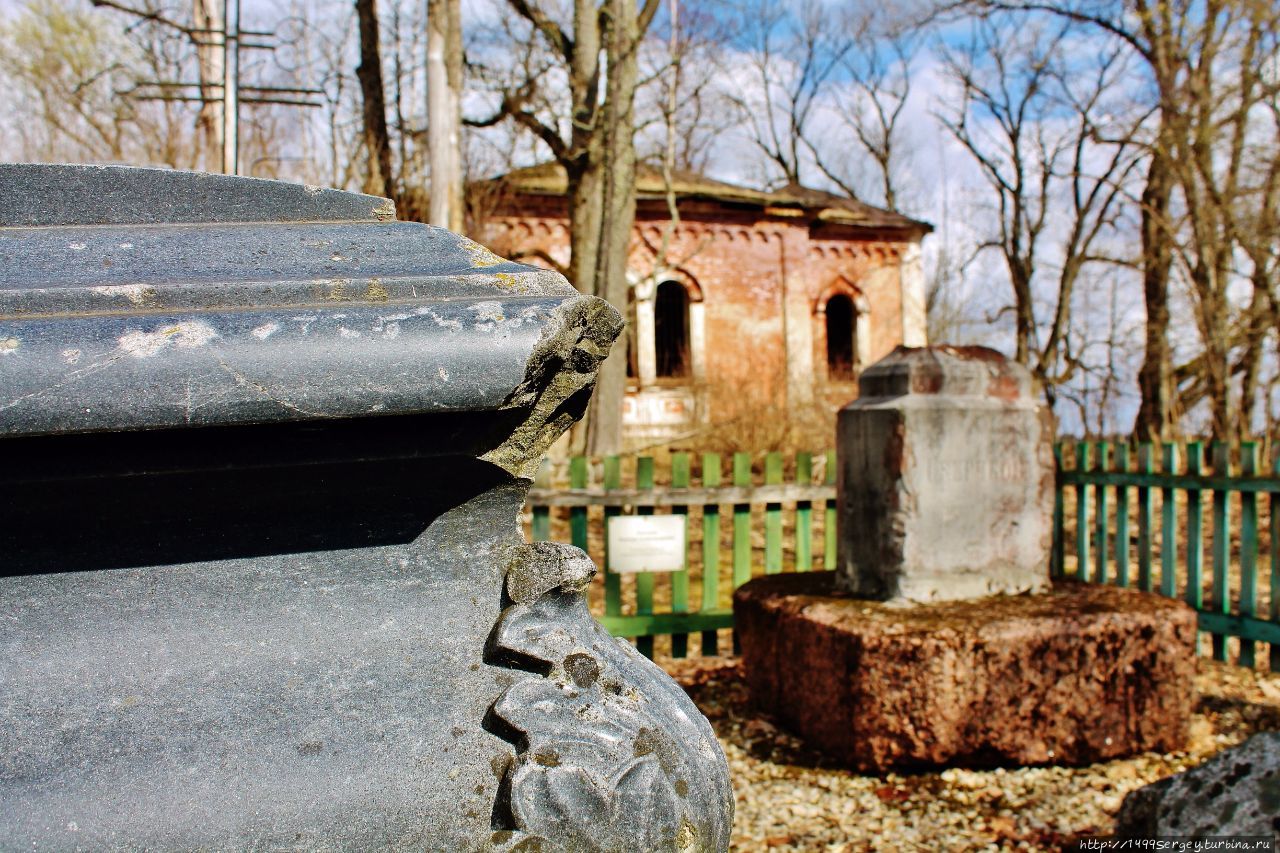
[489,544,734,851]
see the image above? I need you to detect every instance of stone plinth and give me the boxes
[735,572,1196,772]
[838,346,1054,602]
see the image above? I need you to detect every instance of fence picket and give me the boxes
[796,453,813,572]
[1115,444,1130,587]
[1186,442,1205,654]
[732,453,752,655]
[1211,442,1231,662]
[1076,442,1091,581]
[733,453,752,589]
[635,457,656,659]
[701,453,722,656]
[602,455,622,621]
[531,460,552,542]
[1137,443,1154,592]
[765,452,783,574]
[1271,451,1280,673]
[670,453,691,659]
[1052,442,1065,578]
[824,450,837,570]
[1095,442,1110,584]
[1240,443,1259,668]
[569,456,588,552]
[1161,443,1179,598]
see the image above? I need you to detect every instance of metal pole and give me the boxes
[222,0,240,175]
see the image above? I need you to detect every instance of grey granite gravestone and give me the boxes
[836,345,1054,602]
[735,345,1194,771]
[0,164,733,851]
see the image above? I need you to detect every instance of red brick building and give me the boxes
[476,164,932,446]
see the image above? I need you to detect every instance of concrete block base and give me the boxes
[735,572,1197,772]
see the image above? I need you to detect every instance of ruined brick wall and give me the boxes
[480,196,920,444]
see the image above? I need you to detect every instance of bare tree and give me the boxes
[1165,0,1278,439]
[427,0,463,231]
[299,4,364,191]
[191,0,223,167]
[634,0,733,174]
[467,0,662,454]
[937,14,1141,407]
[86,0,236,168]
[355,0,394,200]
[722,0,848,188]
[814,13,918,211]
[1236,97,1280,434]
[1,0,218,167]
[960,0,1280,439]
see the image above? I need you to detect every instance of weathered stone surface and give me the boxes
[735,571,1196,771]
[837,345,1054,602]
[1115,732,1280,840]
[0,165,733,850]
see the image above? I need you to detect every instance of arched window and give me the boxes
[654,280,690,378]
[826,293,856,380]
[626,287,638,380]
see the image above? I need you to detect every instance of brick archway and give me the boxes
[814,278,872,383]
[630,268,706,387]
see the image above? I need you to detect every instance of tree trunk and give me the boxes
[562,117,609,454]
[427,0,463,231]
[1195,257,1232,441]
[1237,279,1271,440]
[192,0,223,169]
[355,0,394,201]
[1134,146,1174,442]
[567,161,604,298]
[1011,264,1034,367]
[499,0,656,454]
[583,0,642,456]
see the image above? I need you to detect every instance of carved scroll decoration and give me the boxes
[486,543,733,852]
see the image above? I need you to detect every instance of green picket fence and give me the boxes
[1055,439,1280,670]
[526,451,837,658]
[528,441,1280,668]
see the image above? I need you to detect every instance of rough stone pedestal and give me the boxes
[735,572,1196,772]
[838,346,1054,602]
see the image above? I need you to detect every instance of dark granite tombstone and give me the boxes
[0,164,733,850]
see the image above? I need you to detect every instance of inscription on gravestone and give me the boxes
[925,455,1026,484]
[837,346,1054,603]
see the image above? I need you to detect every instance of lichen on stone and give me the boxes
[481,295,623,479]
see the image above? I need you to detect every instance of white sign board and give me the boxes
[607,515,686,574]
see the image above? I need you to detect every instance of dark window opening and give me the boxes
[826,294,856,381]
[626,288,637,379]
[655,280,690,378]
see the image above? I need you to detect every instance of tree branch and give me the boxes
[507,0,573,63]
[90,0,197,37]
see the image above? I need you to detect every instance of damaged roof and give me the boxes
[487,162,933,234]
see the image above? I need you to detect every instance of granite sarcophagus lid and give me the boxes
[0,164,733,850]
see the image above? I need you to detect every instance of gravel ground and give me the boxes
[661,656,1280,852]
